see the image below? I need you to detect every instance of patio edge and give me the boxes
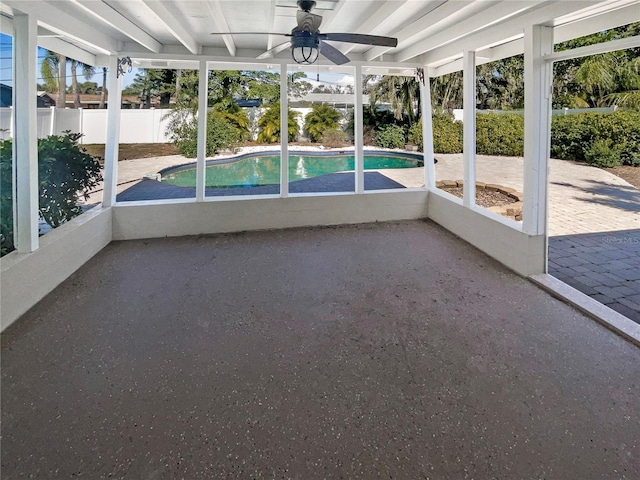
[530,273,640,347]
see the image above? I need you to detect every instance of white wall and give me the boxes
[0,207,112,331]
[427,190,545,276]
[112,191,430,240]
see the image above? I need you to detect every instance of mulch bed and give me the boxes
[441,186,518,208]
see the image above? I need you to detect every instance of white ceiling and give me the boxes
[2,0,639,74]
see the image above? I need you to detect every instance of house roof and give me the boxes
[1,1,638,76]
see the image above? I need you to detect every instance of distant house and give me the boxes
[0,84,55,107]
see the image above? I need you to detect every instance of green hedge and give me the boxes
[476,113,524,156]
[408,110,640,167]
[551,110,640,167]
[408,114,463,154]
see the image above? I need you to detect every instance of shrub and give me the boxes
[408,115,463,153]
[433,114,463,153]
[1,132,103,255]
[304,104,342,142]
[551,110,640,166]
[321,128,349,148]
[375,124,406,149]
[167,109,244,157]
[584,139,623,167]
[476,113,524,156]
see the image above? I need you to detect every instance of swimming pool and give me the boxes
[161,151,423,188]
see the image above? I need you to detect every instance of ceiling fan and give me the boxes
[212,0,398,65]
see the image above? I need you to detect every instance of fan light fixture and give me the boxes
[291,32,320,65]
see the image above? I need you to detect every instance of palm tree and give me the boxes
[71,60,95,108]
[304,104,342,142]
[257,104,299,143]
[41,50,66,107]
[98,68,107,109]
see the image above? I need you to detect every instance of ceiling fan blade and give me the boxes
[257,41,292,60]
[297,10,323,33]
[210,32,290,36]
[322,33,398,47]
[319,40,350,65]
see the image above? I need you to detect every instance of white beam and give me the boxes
[13,13,39,253]
[70,0,162,53]
[4,0,119,54]
[546,35,640,63]
[196,61,208,201]
[397,0,544,63]
[266,0,277,51]
[341,0,408,55]
[280,64,289,198]
[418,1,590,67]
[554,2,640,44]
[354,64,364,194]
[140,0,200,54]
[522,25,553,236]
[419,74,435,190]
[206,1,236,57]
[36,34,96,66]
[103,56,122,207]
[462,50,476,209]
[365,0,473,62]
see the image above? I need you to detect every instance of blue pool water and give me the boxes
[162,152,421,188]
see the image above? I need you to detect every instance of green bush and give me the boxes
[476,113,524,156]
[410,113,524,156]
[584,139,623,167]
[1,132,103,256]
[551,110,640,166]
[304,104,342,142]
[321,128,349,148]
[375,124,406,149]
[167,109,244,158]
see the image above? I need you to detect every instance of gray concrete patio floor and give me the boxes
[2,220,639,479]
[82,151,640,322]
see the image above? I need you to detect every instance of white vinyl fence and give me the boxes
[0,105,620,143]
[0,107,174,143]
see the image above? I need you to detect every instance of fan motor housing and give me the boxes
[297,0,316,12]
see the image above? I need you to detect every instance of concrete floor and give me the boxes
[2,220,639,479]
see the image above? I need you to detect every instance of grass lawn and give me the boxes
[82,143,180,162]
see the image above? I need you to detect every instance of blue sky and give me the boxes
[0,33,137,88]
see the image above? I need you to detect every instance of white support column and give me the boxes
[49,106,56,136]
[523,25,554,236]
[354,64,364,193]
[196,60,208,201]
[419,73,435,190]
[103,55,123,207]
[462,50,476,208]
[280,64,289,197]
[13,13,38,252]
[78,108,84,143]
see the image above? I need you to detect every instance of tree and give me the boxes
[304,104,342,142]
[257,104,299,143]
[41,50,66,107]
[368,75,420,125]
[71,60,95,108]
[99,68,107,109]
